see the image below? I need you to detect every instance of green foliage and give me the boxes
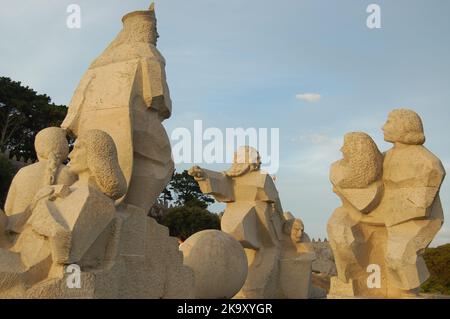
[0,77,67,161]
[0,156,15,207]
[421,244,450,295]
[161,204,221,241]
[154,170,219,241]
[166,170,214,207]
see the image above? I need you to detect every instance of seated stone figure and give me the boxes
[189,146,315,299]
[0,129,127,296]
[0,128,194,298]
[4,127,77,234]
[327,109,445,298]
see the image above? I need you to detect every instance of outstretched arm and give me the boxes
[188,166,234,202]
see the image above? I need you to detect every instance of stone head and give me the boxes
[68,129,127,200]
[35,127,69,162]
[121,3,158,46]
[382,108,425,145]
[337,132,383,188]
[225,146,261,178]
[283,218,305,243]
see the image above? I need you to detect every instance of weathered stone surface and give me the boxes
[180,230,247,299]
[4,127,77,223]
[327,109,445,298]
[189,146,315,299]
[0,128,193,298]
[61,3,173,212]
[311,241,336,276]
[0,5,195,296]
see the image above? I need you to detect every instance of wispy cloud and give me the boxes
[284,133,341,176]
[295,93,321,103]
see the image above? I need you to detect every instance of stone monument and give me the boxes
[189,146,315,299]
[0,4,194,299]
[327,109,445,298]
[62,2,173,212]
[4,127,77,233]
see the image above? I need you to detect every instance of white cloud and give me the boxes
[295,93,321,103]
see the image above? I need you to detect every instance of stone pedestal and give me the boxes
[0,205,194,299]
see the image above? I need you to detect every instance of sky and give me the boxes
[1,0,450,246]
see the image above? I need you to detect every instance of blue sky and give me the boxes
[1,0,450,245]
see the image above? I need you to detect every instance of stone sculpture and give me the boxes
[180,230,248,299]
[189,146,315,299]
[62,3,173,212]
[0,129,193,298]
[4,127,77,232]
[327,109,445,298]
[0,4,194,298]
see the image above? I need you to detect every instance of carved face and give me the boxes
[291,219,304,243]
[382,109,425,145]
[68,140,88,175]
[382,113,400,143]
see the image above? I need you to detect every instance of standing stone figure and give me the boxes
[62,3,173,212]
[189,146,315,299]
[0,4,195,298]
[327,109,445,298]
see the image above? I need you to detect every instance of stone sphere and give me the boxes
[180,230,248,299]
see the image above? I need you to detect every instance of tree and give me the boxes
[153,169,214,209]
[0,156,14,207]
[421,244,450,295]
[0,77,67,160]
[151,170,219,241]
[167,170,214,207]
[161,202,221,242]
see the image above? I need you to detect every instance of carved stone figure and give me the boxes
[0,129,194,298]
[327,109,445,298]
[0,129,126,296]
[0,5,195,298]
[61,3,173,212]
[189,146,315,299]
[4,127,77,233]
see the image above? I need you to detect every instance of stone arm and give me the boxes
[27,185,71,235]
[384,158,445,226]
[330,161,383,216]
[61,72,95,135]
[140,58,172,120]
[26,186,73,263]
[260,174,286,240]
[383,186,443,226]
[188,166,234,202]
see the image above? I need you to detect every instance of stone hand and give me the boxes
[188,166,205,180]
[32,186,55,207]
